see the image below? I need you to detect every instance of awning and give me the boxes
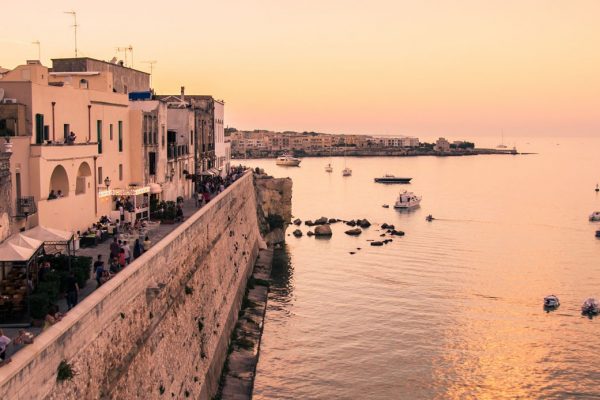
[149,183,162,194]
[0,234,44,262]
[21,225,73,244]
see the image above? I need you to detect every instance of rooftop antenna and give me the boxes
[32,41,41,61]
[116,45,134,67]
[141,60,157,87]
[64,11,78,57]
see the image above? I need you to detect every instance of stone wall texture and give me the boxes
[0,152,12,242]
[0,171,264,400]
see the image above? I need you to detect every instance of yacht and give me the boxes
[325,163,333,173]
[276,154,301,166]
[589,211,600,222]
[342,167,352,176]
[374,175,412,184]
[581,298,600,315]
[394,191,421,209]
[543,295,560,309]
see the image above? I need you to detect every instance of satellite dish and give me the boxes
[0,88,4,102]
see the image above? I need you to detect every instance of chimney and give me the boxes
[180,86,185,101]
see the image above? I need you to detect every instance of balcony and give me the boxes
[30,143,98,161]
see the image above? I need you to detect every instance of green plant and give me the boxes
[57,360,75,382]
[29,292,50,319]
[37,281,59,302]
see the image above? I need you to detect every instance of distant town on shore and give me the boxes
[226,128,518,159]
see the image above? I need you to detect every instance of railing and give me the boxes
[16,196,36,217]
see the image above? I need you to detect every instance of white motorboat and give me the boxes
[581,298,600,315]
[276,154,301,166]
[394,191,421,209]
[325,163,333,173]
[589,211,600,221]
[342,167,352,176]
[543,295,560,309]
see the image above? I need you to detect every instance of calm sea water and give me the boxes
[247,137,600,400]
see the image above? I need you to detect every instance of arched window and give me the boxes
[79,79,89,89]
[49,165,69,198]
[75,162,92,194]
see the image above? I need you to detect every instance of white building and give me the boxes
[434,137,451,152]
[213,100,229,175]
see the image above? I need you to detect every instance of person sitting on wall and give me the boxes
[57,190,64,198]
[48,190,57,200]
[0,329,12,366]
[94,255,106,287]
[66,131,76,145]
[43,305,63,330]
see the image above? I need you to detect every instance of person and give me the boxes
[95,259,105,288]
[38,261,51,281]
[0,329,11,365]
[194,191,201,207]
[109,257,120,274]
[118,248,126,269]
[48,190,57,200]
[13,329,34,345]
[203,191,211,204]
[109,238,120,260]
[44,306,63,330]
[66,131,76,144]
[65,271,79,311]
[122,240,131,264]
[57,190,64,198]
[133,239,142,259]
[175,204,184,222]
[143,235,151,251]
[73,231,80,251]
[93,254,104,275]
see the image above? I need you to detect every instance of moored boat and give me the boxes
[342,167,352,176]
[374,175,412,184]
[543,295,560,309]
[276,154,301,166]
[590,211,600,221]
[394,191,421,209]
[325,163,333,172]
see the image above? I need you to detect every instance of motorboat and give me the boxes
[342,167,352,176]
[374,175,412,184]
[590,211,600,221]
[325,163,333,173]
[543,295,560,309]
[581,298,600,315]
[382,204,389,208]
[276,154,301,166]
[394,191,421,209]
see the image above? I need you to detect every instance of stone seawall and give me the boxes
[0,172,273,400]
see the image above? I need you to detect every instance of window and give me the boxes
[119,164,123,181]
[118,121,123,152]
[35,114,44,144]
[79,79,88,89]
[109,124,113,140]
[44,126,49,141]
[98,167,103,185]
[190,130,193,145]
[161,125,165,148]
[149,152,156,175]
[97,120,103,153]
[63,124,70,141]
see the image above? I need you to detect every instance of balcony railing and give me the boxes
[16,196,37,217]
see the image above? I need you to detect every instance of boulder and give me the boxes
[292,229,303,237]
[357,219,371,228]
[305,220,314,227]
[344,228,362,236]
[381,223,395,230]
[314,224,333,236]
[370,241,384,246]
[293,218,302,226]
[314,217,328,225]
[346,220,357,227]
[328,218,338,224]
[307,231,315,236]
[390,230,405,236]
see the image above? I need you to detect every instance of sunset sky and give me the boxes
[2,1,599,137]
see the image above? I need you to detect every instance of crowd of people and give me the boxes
[194,166,247,207]
[93,236,150,288]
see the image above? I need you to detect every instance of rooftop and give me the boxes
[51,57,150,76]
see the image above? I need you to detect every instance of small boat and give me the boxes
[581,298,600,315]
[276,154,301,166]
[325,163,333,173]
[589,211,600,221]
[426,214,434,222]
[342,167,352,176]
[382,204,389,208]
[543,295,560,309]
[394,191,421,209]
[374,175,412,184]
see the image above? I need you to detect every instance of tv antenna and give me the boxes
[32,40,41,61]
[116,45,134,67]
[63,11,78,57]
[141,60,157,87]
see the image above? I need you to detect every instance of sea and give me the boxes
[244,136,600,400]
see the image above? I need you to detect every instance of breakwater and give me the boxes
[0,171,292,400]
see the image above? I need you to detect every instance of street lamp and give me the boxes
[104,176,111,190]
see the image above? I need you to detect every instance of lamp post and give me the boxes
[104,176,111,190]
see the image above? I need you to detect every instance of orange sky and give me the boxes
[2,0,600,137]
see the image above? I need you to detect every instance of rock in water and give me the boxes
[390,230,405,236]
[381,223,389,229]
[314,217,328,225]
[370,241,384,246]
[346,220,357,227]
[292,229,303,237]
[357,219,371,228]
[293,218,302,225]
[307,231,315,236]
[328,218,338,224]
[305,220,314,226]
[345,228,362,236]
[314,224,333,236]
